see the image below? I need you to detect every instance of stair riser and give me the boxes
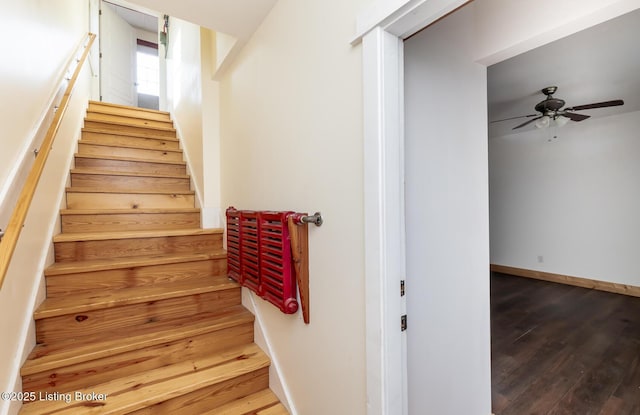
[127,368,270,415]
[46,259,225,297]
[54,233,223,262]
[35,288,241,344]
[75,157,186,175]
[78,143,183,162]
[88,103,171,122]
[82,131,180,150]
[70,173,191,193]
[61,211,201,233]
[24,323,254,394]
[84,120,176,138]
[86,112,175,129]
[66,192,195,210]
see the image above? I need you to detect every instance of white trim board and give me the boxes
[352,0,471,44]
[362,26,406,415]
[360,3,471,413]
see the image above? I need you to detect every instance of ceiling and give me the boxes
[104,1,157,33]
[123,0,278,42]
[107,0,278,77]
[488,8,640,138]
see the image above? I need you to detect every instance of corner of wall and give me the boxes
[174,123,201,196]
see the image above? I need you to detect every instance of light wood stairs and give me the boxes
[19,101,289,414]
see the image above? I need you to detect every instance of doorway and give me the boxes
[359,1,640,414]
[100,0,159,109]
[486,8,640,414]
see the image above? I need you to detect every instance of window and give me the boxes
[136,42,159,96]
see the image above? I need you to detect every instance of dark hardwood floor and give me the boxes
[491,272,640,415]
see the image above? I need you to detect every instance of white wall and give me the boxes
[404,5,491,415]
[163,18,222,227]
[474,0,640,66]
[218,0,373,413]
[100,3,136,106]
[0,4,92,413]
[165,17,204,208]
[200,28,222,227]
[136,28,157,44]
[0,0,89,224]
[490,110,640,286]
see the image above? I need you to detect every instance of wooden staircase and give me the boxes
[19,101,288,415]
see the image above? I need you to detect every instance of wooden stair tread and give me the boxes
[84,117,176,132]
[20,101,285,413]
[74,153,186,165]
[70,168,190,179]
[22,305,253,376]
[65,187,194,195]
[88,100,170,116]
[258,403,290,415]
[82,127,180,142]
[45,251,225,276]
[20,343,270,414]
[34,275,239,319]
[53,227,222,243]
[86,110,174,125]
[201,389,282,415]
[78,139,183,153]
[59,207,200,216]
[86,112,174,127]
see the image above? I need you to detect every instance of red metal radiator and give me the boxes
[226,207,299,314]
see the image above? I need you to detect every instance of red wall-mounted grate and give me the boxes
[226,207,299,314]
[226,209,241,282]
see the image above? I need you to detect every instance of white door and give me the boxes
[100,1,135,106]
[403,5,492,415]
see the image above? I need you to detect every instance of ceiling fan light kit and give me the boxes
[534,114,570,129]
[535,115,550,129]
[555,115,570,127]
[491,86,624,130]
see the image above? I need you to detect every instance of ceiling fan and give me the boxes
[491,86,624,130]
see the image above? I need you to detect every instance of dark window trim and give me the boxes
[137,39,158,49]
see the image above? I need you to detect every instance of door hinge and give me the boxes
[400,280,405,296]
[401,314,407,331]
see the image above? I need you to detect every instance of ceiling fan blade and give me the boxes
[565,100,624,111]
[490,114,539,123]
[562,112,590,122]
[513,116,542,130]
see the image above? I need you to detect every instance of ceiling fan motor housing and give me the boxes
[535,87,564,116]
[535,97,565,114]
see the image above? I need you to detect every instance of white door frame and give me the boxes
[355,1,640,414]
[356,2,471,414]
